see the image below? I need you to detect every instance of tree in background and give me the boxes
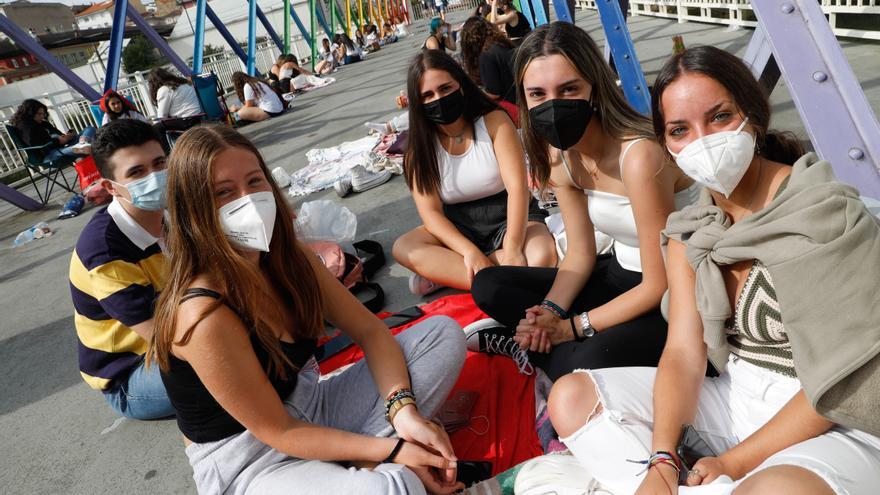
[122,35,160,73]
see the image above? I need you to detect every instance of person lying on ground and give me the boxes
[424,18,457,52]
[490,0,531,44]
[149,125,466,495]
[100,89,149,126]
[69,119,174,420]
[471,22,700,380]
[11,98,94,158]
[546,43,880,495]
[393,49,556,306]
[229,72,285,123]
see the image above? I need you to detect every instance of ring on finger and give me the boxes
[688,468,701,478]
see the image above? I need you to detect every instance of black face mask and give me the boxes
[423,90,465,125]
[528,98,593,150]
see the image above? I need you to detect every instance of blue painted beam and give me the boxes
[247,0,257,75]
[315,2,332,37]
[552,0,573,23]
[532,0,548,25]
[205,4,257,73]
[192,0,207,73]
[126,4,191,76]
[594,0,651,115]
[255,5,284,50]
[104,0,128,92]
[290,6,313,51]
[519,0,535,29]
[0,15,100,100]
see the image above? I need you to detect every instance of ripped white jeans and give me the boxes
[561,356,880,495]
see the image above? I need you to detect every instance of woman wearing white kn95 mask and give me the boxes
[150,125,466,495]
[546,46,880,495]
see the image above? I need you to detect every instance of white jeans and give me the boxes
[561,357,880,495]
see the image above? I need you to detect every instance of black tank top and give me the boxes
[161,288,317,443]
[505,11,531,39]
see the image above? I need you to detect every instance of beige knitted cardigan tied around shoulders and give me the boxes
[662,153,880,436]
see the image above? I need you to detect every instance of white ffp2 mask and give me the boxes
[668,118,755,197]
[218,191,277,252]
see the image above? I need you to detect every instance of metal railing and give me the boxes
[0,38,308,180]
[410,0,482,20]
[576,0,880,40]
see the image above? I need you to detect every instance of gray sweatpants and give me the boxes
[184,316,467,495]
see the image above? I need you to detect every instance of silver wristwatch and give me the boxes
[577,311,596,340]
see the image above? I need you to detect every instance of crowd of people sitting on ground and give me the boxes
[48,9,880,495]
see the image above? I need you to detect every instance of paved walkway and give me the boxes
[1,9,878,494]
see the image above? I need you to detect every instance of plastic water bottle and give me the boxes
[13,228,35,247]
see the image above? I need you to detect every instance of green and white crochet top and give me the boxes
[726,261,797,378]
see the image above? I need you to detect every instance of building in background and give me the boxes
[0,0,77,39]
[75,0,148,31]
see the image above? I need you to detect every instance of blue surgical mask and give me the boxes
[113,170,167,211]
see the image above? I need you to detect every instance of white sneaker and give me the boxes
[463,318,534,375]
[514,452,613,495]
[350,165,392,193]
[408,272,443,296]
[70,142,91,154]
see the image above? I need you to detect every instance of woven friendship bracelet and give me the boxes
[540,299,568,319]
[626,451,681,476]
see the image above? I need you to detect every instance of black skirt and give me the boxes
[443,190,548,255]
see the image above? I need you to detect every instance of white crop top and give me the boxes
[437,117,506,204]
[561,138,701,272]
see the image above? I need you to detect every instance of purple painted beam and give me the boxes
[751,1,880,198]
[126,3,192,76]
[0,15,100,101]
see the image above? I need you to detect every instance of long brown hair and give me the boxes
[404,50,501,195]
[514,22,654,189]
[232,71,267,102]
[148,67,190,105]
[651,46,804,165]
[460,15,513,86]
[149,126,324,379]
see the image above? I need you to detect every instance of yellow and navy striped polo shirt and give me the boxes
[69,205,166,391]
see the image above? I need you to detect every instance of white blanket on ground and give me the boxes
[287,135,381,197]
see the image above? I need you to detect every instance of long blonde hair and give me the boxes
[514,22,655,189]
[148,126,324,379]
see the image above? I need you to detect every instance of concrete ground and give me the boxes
[1,9,878,494]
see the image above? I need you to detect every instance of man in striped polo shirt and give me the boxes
[69,119,173,419]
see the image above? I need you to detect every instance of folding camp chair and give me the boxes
[4,124,78,205]
[191,72,234,125]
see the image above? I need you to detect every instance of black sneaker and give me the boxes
[463,318,534,375]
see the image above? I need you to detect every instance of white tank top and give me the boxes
[561,138,701,272]
[437,117,506,204]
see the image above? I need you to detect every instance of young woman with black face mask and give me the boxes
[468,22,699,381]
[393,50,556,359]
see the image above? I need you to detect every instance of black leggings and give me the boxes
[471,255,667,381]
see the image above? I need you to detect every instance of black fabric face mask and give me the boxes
[423,90,466,125]
[528,98,593,150]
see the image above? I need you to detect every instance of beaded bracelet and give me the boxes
[385,388,417,424]
[540,299,568,319]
